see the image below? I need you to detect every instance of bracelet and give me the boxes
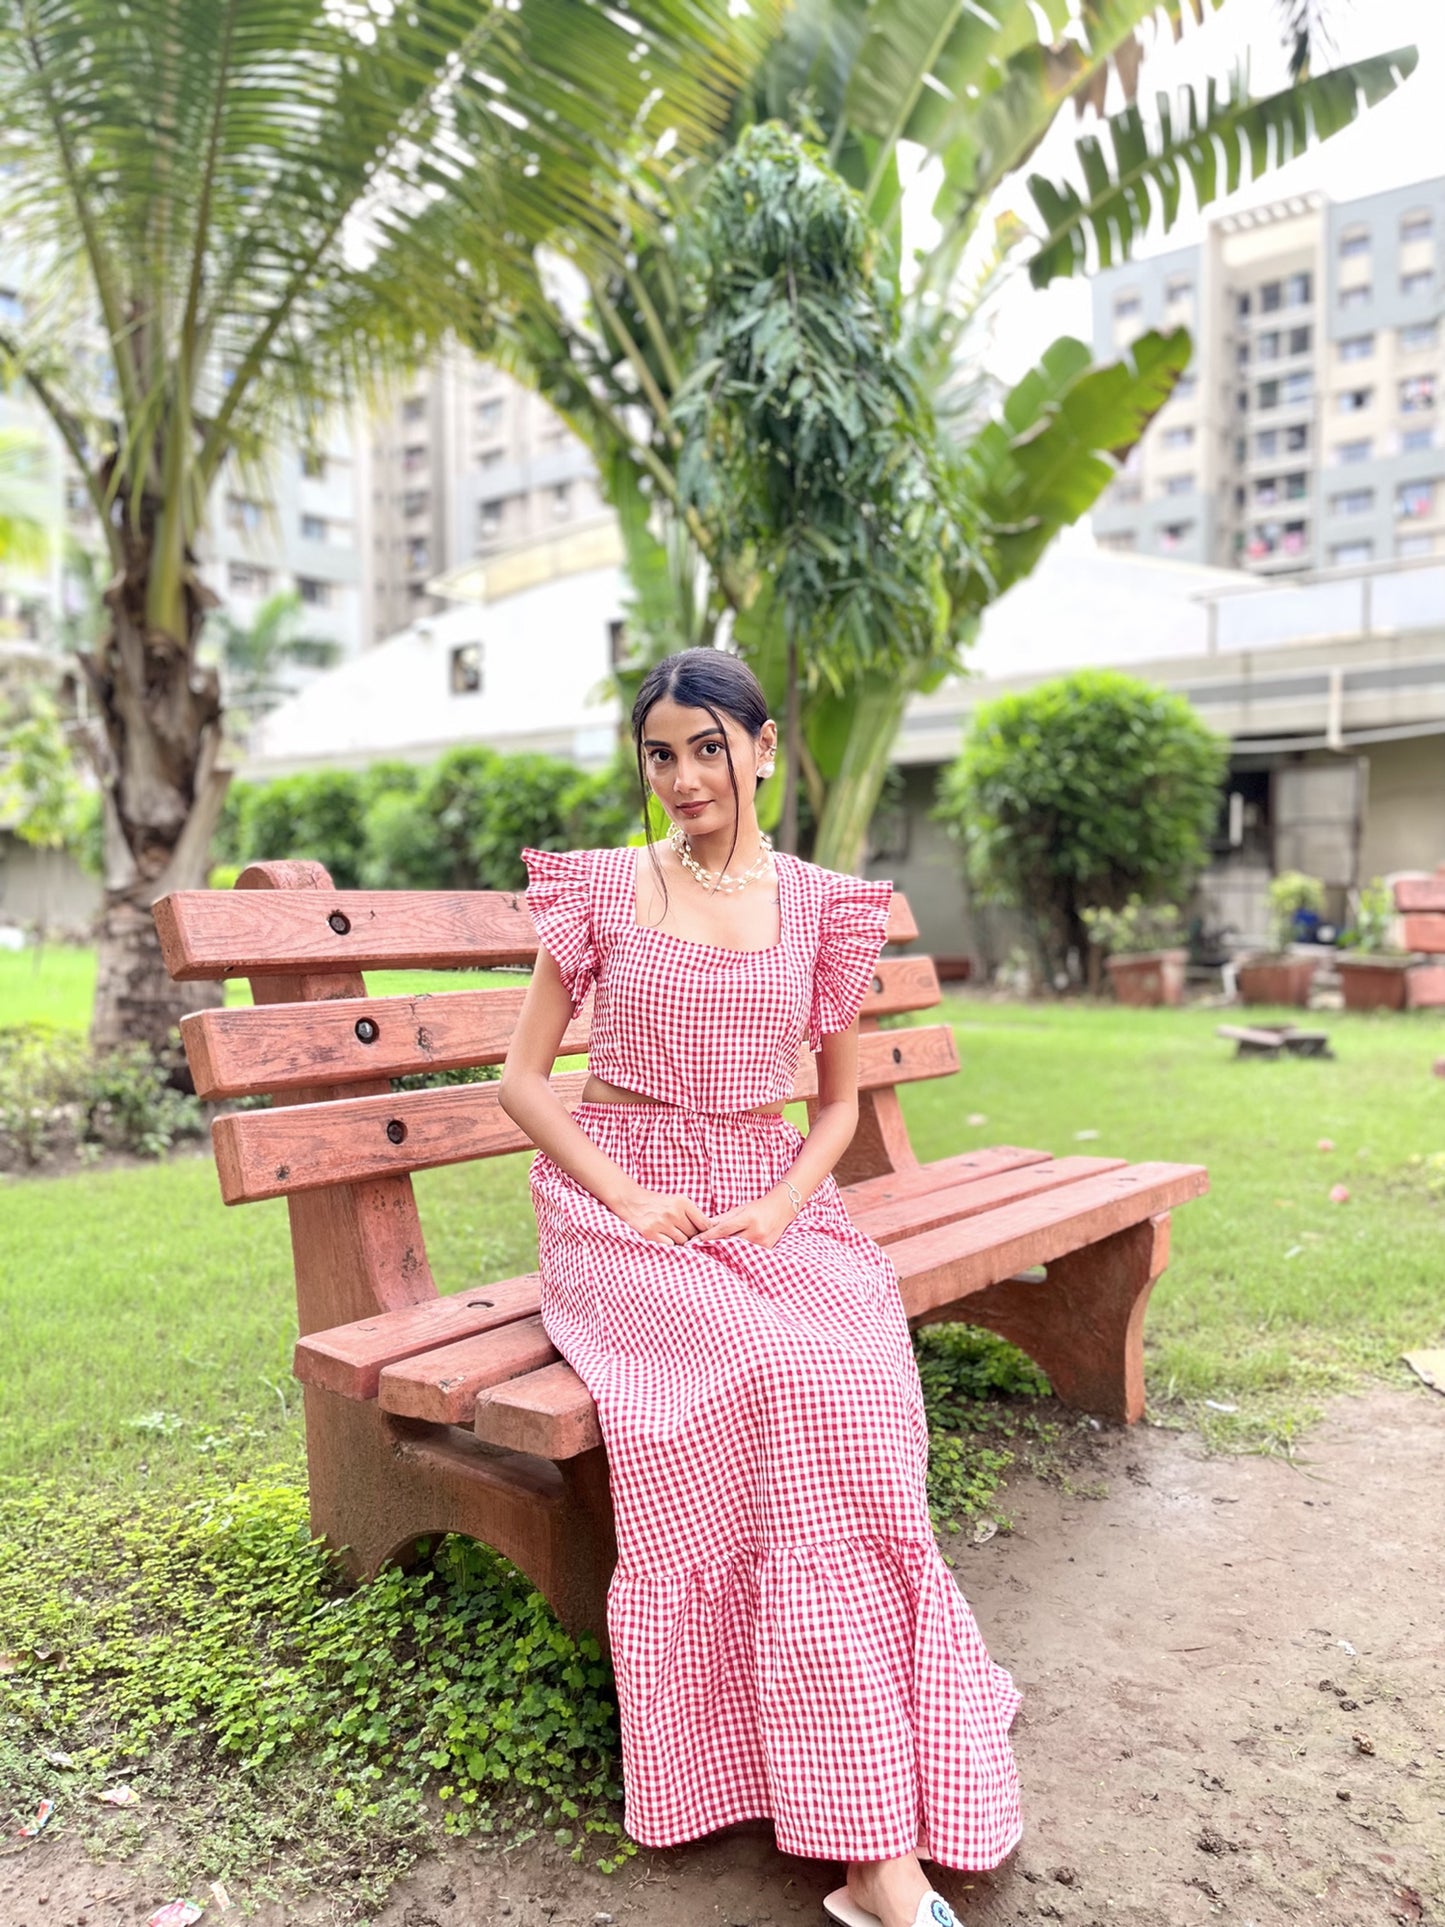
[781,1177,804,1218]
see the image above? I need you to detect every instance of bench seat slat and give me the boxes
[294,1272,543,1399]
[379,1315,560,1423]
[851,1156,1128,1245]
[181,958,942,1100]
[156,885,920,980]
[838,1146,1051,1209]
[471,1162,1209,1460]
[210,1027,961,1203]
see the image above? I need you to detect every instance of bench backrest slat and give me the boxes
[210,1026,962,1204]
[155,880,920,980]
[180,955,942,1102]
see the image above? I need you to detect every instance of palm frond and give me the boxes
[1025,47,1418,286]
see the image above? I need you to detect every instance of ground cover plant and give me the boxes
[2,992,1442,1914]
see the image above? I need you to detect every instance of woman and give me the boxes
[498,650,1021,1927]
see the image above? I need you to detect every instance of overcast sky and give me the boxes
[904,0,1443,385]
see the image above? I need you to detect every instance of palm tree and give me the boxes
[201,589,340,749]
[0,0,776,1053]
[476,0,1417,870]
[0,425,51,576]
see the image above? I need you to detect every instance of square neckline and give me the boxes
[630,843,788,956]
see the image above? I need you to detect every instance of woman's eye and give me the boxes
[701,741,722,755]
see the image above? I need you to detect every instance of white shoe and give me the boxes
[822,1887,961,1927]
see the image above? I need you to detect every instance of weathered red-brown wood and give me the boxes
[1394,876,1445,913]
[889,1161,1208,1320]
[295,1272,545,1400]
[209,1026,961,1204]
[1398,913,1445,953]
[379,1315,560,1423]
[850,1156,1128,1246]
[155,881,920,980]
[475,1360,605,1458]
[180,956,943,1101]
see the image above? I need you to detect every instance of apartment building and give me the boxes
[1091,175,1445,575]
[364,351,603,646]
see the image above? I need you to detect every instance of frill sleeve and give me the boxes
[520,847,598,1017]
[807,872,894,1053]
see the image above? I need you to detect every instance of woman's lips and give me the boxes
[677,801,710,815]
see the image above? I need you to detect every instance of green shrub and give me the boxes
[1080,896,1185,958]
[0,1025,203,1168]
[1266,869,1325,951]
[933,669,1227,982]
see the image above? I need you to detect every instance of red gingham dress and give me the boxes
[520,843,1023,1870]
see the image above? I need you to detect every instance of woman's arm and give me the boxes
[498,949,711,1244]
[695,1019,863,1245]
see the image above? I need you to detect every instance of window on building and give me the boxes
[1339,284,1371,309]
[480,447,504,469]
[450,643,483,693]
[551,482,572,519]
[1236,292,1251,319]
[1174,373,1199,401]
[478,398,504,430]
[1397,533,1436,558]
[297,576,329,606]
[1337,388,1372,413]
[1113,293,1141,321]
[407,580,430,604]
[607,617,629,664]
[1288,325,1311,354]
[225,493,265,533]
[1401,210,1435,244]
[1285,472,1308,499]
[1400,374,1437,414]
[1338,227,1370,259]
[1400,322,1440,353]
[227,562,273,594]
[402,395,427,423]
[1259,281,1282,313]
[1335,439,1373,464]
[1401,271,1433,296]
[300,514,328,542]
[406,536,429,573]
[1158,522,1193,552]
[479,498,505,539]
[1162,426,1194,449]
[1255,429,1279,458]
[1257,331,1280,361]
[1236,388,1249,413]
[402,489,429,518]
[1112,480,1142,505]
[1397,480,1436,520]
[1161,474,1193,496]
[1255,477,1280,505]
[1401,427,1435,453]
[1234,438,1247,466]
[1258,379,1280,409]
[300,451,327,480]
[1164,276,1193,305]
[1282,371,1312,403]
[1286,271,1311,306]
[1236,340,1251,369]
[0,287,23,323]
[1330,489,1373,516]
[1285,423,1309,452]
[1234,484,1247,509]
[1330,541,1373,565]
[1338,334,1373,362]
[402,443,427,472]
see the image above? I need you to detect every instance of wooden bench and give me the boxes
[153,858,1209,1645]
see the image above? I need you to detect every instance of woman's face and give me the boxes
[639,698,775,833]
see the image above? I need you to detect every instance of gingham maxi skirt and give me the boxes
[529,1098,1024,1869]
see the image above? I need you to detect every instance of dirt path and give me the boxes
[6,1386,1442,1927]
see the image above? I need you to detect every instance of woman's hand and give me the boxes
[694,1186,796,1250]
[611,1184,714,1245]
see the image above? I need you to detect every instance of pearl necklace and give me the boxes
[667,821,775,893]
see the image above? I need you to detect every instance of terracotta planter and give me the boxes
[1235,955,1317,1007]
[1337,953,1417,1012]
[1105,948,1188,1008]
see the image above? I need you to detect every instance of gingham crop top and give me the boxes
[520,844,893,1114]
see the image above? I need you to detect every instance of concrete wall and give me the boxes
[0,836,99,933]
[1359,734,1445,880]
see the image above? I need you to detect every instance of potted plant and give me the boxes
[1082,898,1188,1007]
[1236,871,1325,1007]
[1336,878,1419,1012]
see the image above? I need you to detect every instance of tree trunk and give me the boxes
[780,629,800,857]
[83,555,229,1067]
[810,674,911,875]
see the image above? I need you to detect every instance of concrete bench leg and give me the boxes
[915,1215,1171,1425]
[302,1384,618,1643]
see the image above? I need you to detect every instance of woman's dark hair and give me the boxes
[631,649,770,904]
